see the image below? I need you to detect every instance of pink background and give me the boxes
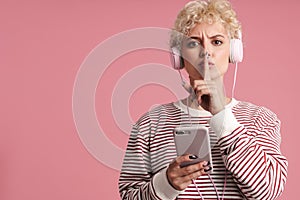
[1,0,298,199]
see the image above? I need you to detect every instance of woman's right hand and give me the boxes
[166,154,211,191]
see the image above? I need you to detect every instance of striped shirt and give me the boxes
[119,99,288,200]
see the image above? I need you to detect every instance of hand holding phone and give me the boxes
[166,154,210,191]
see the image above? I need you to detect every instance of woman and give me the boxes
[119,0,288,199]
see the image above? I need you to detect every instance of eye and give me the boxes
[212,40,223,46]
[186,39,200,48]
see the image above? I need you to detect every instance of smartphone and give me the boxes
[173,125,213,172]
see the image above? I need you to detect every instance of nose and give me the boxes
[199,49,211,58]
[199,40,211,58]
[199,51,205,58]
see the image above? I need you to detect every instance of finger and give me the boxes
[168,154,200,177]
[182,161,211,182]
[193,79,215,86]
[204,52,211,81]
[181,170,203,183]
[173,154,195,168]
[193,80,206,89]
[196,89,210,99]
[195,85,217,97]
[194,85,211,105]
[167,161,210,191]
[193,81,210,93]
[193,80,215,91]
[181,160,208,175]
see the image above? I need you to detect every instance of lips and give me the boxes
[197,61,215,68]
[208,62,215,68]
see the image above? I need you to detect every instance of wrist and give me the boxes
[152,167,181,200]
[166,167,176,190]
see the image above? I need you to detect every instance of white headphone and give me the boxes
[170,31,243,69]
[229,31,243,64]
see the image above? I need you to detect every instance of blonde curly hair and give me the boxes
[170,0,241,49]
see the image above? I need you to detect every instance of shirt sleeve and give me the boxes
[119,123,161,200]
[209,107,288,200]
[119,118,181,200]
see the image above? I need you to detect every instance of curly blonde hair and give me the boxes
[170,0,241,49]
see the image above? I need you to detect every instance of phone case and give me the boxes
[173,125,213,172]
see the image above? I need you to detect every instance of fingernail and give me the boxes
[204,166,212,172]
[189,155,198,159]
[204,161,210,167]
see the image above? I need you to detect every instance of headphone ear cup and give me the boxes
[170,47,184,69]
[230,38,243,63]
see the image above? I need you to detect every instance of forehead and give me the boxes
[188,22,228,37]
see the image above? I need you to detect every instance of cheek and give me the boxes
[214,48,230,73]
[181,49,199,64]
[215,48,229,62]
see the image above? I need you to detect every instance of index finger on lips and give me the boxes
[204,52,211,81]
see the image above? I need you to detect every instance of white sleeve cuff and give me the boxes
[209,108,241,139]
[152,167,182,200]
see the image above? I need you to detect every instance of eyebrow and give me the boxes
[188,34,225,40]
